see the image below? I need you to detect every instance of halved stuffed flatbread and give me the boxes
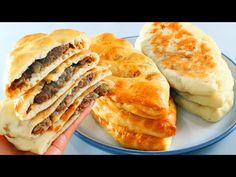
[0,79,112,154]
[6,29,90,99]
[14,51,99,120]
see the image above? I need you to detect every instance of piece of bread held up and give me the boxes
[6,29,90,99]
[0,29,112,154]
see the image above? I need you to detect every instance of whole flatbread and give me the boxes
[136,22,234,121]
[135,22,234,96]
[90,33,170,119]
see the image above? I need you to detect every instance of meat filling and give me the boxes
[73,83,111,116]
[10,44,73,90]
[33,57,94,104]
[32,117,53,135]
[32,83,110,135]
[53,72,96,114]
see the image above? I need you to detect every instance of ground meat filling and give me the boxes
[10,44,73,90]
[73,83,111,116]
[93,83,111,96]
[32,83,110,135]
[33,57,94,104]
[53,72,96,114]
[32,117,53,135]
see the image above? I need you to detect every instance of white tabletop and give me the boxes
[0,22,235,155]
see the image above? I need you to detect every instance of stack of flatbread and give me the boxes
[90,33,176,150]
[0,29,111,154]
[136,22,234,122]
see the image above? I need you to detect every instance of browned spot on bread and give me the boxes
[53,125,62,132]
[149,23,216,78]
[145,73,160,80]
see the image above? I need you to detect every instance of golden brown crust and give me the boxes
[93,97,176,138]
[141,22,219,78]
[90,33,170,118]
[15,33,46,47]
[93,113,172,151]
[6,29,89,98]
[108,76,168,118]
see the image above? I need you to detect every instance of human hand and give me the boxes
[0,101,94,155]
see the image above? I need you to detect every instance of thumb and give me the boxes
[45,101,94,155]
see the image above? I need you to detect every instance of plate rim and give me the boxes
[74,36,236,155]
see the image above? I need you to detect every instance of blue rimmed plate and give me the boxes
[75,36,236,155]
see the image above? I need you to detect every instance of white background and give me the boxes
[0,22,235,154]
